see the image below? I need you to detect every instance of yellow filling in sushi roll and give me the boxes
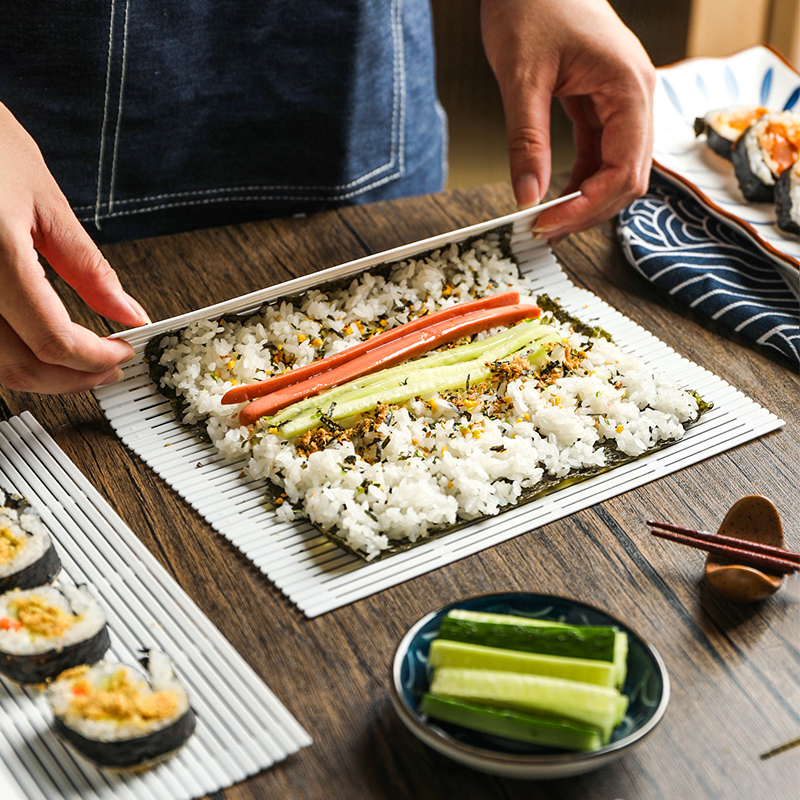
[0,526,25,563]
[67,667,179,724]
[7,594,75,638]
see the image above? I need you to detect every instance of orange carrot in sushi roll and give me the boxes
[222,291,522,405]
[238,301,542,425]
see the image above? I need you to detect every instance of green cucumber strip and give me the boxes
[428,639,618,688]
[267,320,556,427]
[444,609,628,686]
[446,609,574,627]
[274,324,557,438]
[612,632,629,690]
[419,694,603,751]
[438,614,616,663]
[429,668,623,743]
[277,360,494,437]
[615,693,629,726]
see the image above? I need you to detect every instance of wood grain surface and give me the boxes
[1,181,798,800]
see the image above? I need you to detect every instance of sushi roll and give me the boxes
[775,159,800,234]
[0,491,61,592]
[694,106,769,160]
[0,584,110,684]
[731,111,800,202]
[48,650,196,769]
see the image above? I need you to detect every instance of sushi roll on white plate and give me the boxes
[732,111,800,201]
[0,491,61,592]
[48,650,196,769]
[775,158,800,234]
[0,583,110,684]
[694,106,769,160]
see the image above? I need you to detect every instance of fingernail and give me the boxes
[126,296,151,326]
[99,368,123,386]
[531,225,555,239]
[109,339,136,362]
[513,173,540,209]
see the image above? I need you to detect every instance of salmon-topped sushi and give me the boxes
[694,106,769,160]
[732,111,800,201]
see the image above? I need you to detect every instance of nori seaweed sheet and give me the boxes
[54,708,196,769]
[0,626,111,685]
[146,225,712,562]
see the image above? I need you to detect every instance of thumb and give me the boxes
[499,75,554,208]
[33,198,150,328]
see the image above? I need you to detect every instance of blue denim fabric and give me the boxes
[1,1,446,242]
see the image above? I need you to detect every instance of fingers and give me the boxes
[481,0,655,238]
[501,76,554,209]
[0,102,147,394]
[0,313,127,395]
[534,86,654,237]
[33,190,150,329]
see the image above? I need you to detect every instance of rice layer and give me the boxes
[152,233,703,559]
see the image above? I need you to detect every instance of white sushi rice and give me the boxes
[0,584,106,656]
[153,233,702,559]
[787,161,800,229]
[0,503,52,578]
[48,652,191,742]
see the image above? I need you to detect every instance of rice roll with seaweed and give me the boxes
[0,583,110,684]
[0,490,61,592]
[694,106,768,159]
[731,111,800,201]
[775,158,800,234]
[49,650,196,769]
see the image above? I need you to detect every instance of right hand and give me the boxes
[0,102,150,394]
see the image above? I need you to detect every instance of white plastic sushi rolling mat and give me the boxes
[94,201,785,619]
[0,413,312,800]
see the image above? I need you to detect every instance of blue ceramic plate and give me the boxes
[653,45,800,288]
[390,593,670,779]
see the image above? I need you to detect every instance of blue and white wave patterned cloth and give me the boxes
[617,175,800,370]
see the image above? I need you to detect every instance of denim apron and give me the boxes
[1,1,446,242]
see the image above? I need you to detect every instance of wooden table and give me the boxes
[2,182,798,800]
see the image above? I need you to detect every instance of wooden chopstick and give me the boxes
[647,520,800,564]
[646,520,799,574]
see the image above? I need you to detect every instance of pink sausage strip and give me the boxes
[238,302,541,426]
[221,291,520,405]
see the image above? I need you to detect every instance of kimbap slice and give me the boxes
[775,159,800,235]
[694,106,769,160]
[0,584,110,684]
[731,111,800,202]
[0,491,61,592]
[49,650,196,769]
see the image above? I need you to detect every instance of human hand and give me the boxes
[480,0,656,237]
[0,103,150,394]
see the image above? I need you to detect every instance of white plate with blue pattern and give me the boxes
[653,45,800,290]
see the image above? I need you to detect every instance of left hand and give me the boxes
[480,0,656,238]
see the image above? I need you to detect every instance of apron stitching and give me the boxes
[108,0,131,214]
[75,173,406,220]
[394,0,406,175]
[94,0,118,229]
[83,0,407,218]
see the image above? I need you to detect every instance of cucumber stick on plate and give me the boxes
[421,609,630,751]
